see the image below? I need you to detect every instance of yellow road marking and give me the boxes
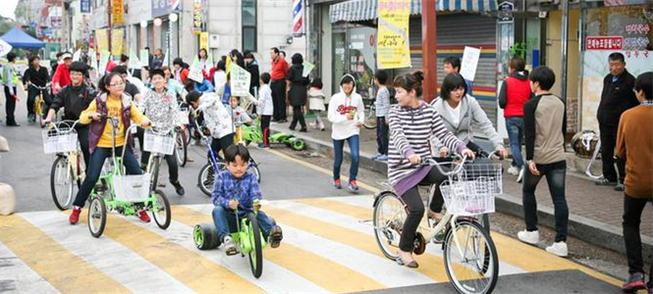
[101,214,262,294]
[172,206,385,293]
[0,214,129,293]
[265,149,381,194]
[261,206,451,282]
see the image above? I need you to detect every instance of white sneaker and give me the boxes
[516,168,525,183]
[517,230,540,245]
[545,241,568,257]
[222,236,239,256]
[507,166,519,176]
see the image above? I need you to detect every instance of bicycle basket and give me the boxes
[439,162,502,216]
[143,130,175,155]
[175,110,189,126]
[42,129,78,154]
[113,173,151,202]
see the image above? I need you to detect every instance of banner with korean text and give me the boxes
[376,0,411,69]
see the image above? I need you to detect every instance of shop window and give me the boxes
[242,0,257,52]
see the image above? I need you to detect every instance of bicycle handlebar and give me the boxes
[28,82,51,90]
[419,154,469,176]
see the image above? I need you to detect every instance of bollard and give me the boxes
[0,135,15,215]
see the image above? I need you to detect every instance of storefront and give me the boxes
[580,1,653,132]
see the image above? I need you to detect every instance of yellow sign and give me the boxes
[111,0,124,25]
[95,29,109,53]
[199,32,209,52]
[111,28,124,56]
[376,0,411,69]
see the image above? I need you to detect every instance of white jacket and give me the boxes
[327,74,365,140]
[198,92,234,139]
[255,84,274,116]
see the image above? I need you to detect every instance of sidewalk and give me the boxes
[270,117,653,257]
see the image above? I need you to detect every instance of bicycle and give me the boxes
[43,120,85,210]
[363,101,377,129]
[192,110,261,197]
[173,103,190,167]
[193,199,266,278]
[142,127,176,191]
[87,116,172,238]
[373,155,500,294]
[29,82,51,126]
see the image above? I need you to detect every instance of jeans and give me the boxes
[73,146,142,208]
[290,105,306,130]
[137,128,179,184]
[623,194,653,282]
[212,206,276,241]
[4,86,16,124]
[522,161,569,242]
[260,115,271,146]
[376,117,388,155]
[506,117,524,169]
[270,80,286,121]
[399,166,448,251]
[76,126,90,167]
[599,124,625,182]
[333,135,360,181]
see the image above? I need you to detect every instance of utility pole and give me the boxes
[422,0,437,102]
[107,0,113,54]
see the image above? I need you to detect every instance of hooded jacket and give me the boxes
[327,74,365,140]
[498,71,532,117]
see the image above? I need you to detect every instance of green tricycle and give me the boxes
[87,116,171,238]
[193,200,266,278]
[241,118,306,151]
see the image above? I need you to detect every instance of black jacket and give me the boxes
[246,62,260,95]
[22,66,50,88]
[50,84,98,121]
[597,69,638,127]
[286,64,309,107]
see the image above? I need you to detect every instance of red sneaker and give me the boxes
[348,180,359,192]
[138,210,151,223]
[334,179,342,189]
[69,207,81,225]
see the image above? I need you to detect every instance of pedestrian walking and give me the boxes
[328,74,365,193]
[614,71,653,293]
[517,66,569,257]
[2,52,20,126]
[270,47,289,122]
[498,57,532,183]
[307,78,326,131]
[595,52,639,190]
[372,70,390,161]
[255,73,274,149]
[286,53,309,132]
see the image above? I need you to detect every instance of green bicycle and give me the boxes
[87,116,171,238]
[193,200,266,278]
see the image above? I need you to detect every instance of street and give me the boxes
[0,105,625,293]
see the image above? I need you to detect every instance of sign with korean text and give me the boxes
[376,0,411,69]
[199,32,209,51]
[193,0,204,33]
[230,65,252,97]
[111,0,124,25]
[95,29,109,53]
[111,28,124,56]
[586,36,623,50]
[80,0,91,14]
[460,46,481,82]
[152,0,180,18]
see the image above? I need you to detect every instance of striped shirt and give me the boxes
[387,102,465,194]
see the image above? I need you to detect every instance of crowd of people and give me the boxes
[0,46,651,292]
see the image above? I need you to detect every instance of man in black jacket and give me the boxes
[44,62,97,165]
[596,52,639,189]
[23,55,50,123]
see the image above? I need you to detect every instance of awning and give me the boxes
[329,0,498,23]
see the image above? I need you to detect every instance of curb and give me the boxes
[270,125,653,257]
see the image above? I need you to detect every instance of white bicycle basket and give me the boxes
[440,162,502,216]
[143,130,175,155]
[113,173,151,202]
[42,129,78,154]
[175,110,189,126]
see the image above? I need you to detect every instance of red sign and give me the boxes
[586,36,623,50]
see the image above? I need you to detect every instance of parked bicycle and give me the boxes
[373,155,500,294]
[43,120,85,210]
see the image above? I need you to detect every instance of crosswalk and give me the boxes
[0,195,621,293]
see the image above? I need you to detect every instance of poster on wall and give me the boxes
[376,0,411,69]
[111,28,124,56]
[230,65,252,97]
[199,32,209,50]
[95,29,109,53]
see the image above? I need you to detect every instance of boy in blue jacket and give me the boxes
[211,144,283,255]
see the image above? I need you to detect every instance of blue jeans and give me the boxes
[212,206,276,241]
[73,146,142,208]
[333,135,360,181]
[522,161,569,242]
[506,117,524,168]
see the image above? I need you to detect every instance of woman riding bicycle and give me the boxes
[387,72,475,268]
[430,73,506,160]
[68,72,151,225]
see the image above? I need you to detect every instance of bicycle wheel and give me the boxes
[291,139,305,151]
[443,220,498,294]
[247,213,263,278]
[183,126,191,146]
[193,223,220,250]
[51,156,74,210]
[373,192,406,260]
[151,190,171,230]
[478,214,491,233]
[250,161,261,183]
[175,131,188,167]
[363,106,377,129]
[198,163,215,196]
[88,196,107,238]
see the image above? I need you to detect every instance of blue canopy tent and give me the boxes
[1,27,45,49]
